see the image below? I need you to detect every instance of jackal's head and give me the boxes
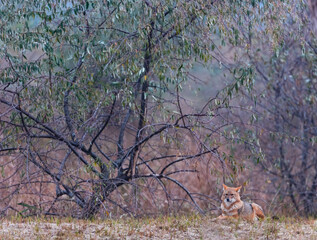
[221,184,242,206]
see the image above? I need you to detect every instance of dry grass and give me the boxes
[0,215,316,239]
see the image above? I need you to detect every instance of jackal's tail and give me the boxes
[252,203,265,219]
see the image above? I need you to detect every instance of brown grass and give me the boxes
[0,215,316,239]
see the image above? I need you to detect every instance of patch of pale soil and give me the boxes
[201,219,317,240]
[0,217,316,239]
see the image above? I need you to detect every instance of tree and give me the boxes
[0,0,240,218]
[228,0,317,216]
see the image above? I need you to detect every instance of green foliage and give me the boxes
[0,0,259,121]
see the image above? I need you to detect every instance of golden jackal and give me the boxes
[215,184,265,221]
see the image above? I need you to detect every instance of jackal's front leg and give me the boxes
[211,214,235,222]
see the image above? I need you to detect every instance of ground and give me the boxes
[0,215,316,239]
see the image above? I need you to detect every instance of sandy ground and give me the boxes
[0,215,316,239]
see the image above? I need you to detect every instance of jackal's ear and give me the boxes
[223,184,228,191]
[235,186,242,193]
